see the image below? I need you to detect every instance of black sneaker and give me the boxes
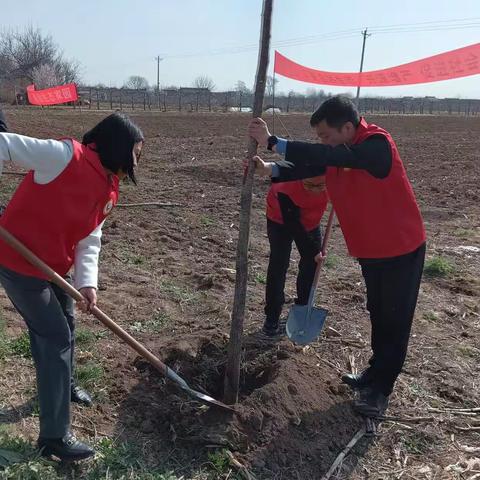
[353,386,389,417]
[38,432,95,461]
[71,386,93,407]
[341,369,374,390]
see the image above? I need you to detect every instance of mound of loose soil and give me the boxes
[109,332,363,478]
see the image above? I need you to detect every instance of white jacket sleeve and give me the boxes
[0,133,72,183]
[74,222,104,290]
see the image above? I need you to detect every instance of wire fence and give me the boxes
[6,85,480,116]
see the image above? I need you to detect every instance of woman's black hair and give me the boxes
[82,112,144,184]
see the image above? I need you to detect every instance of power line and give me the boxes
[372,23,480,33]
[162,17,480,60]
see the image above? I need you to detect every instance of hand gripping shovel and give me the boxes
[0,226,234,412]
[286,207,335,346]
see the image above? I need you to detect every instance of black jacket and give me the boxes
[274,135,392,182]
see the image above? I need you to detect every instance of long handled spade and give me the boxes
[0,226,234,412]
[286,207,335,346]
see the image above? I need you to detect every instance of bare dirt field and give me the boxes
[0,108,479,479]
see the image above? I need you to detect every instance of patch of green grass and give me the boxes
[453,228,477,240]
[0,459,61,480]
[0,430,33,456]
[159,280,199,304]
[324,254,340,269]
[207,449,231,475]
[200,215,215,227]
[88,438,178,480]
[0,316,11,360]
[9,331,31,358]
[424,256,454,278]
[254,272,267,285]
[0,433,182,480]
[427,396,444,409]
[119,252,147,265]
[132,255,146,265]
[407,381,429,398]
[0,431,59,479]
[457,345,479,359]
[75,328,96,348]
[129,311,172,334]
[94,330,108,340]
[402,432,434,455]
[75,362,104,390]
[153,310,172,327]
[0,183,17,196]
[423,311,439,323]
[89,438,141,477]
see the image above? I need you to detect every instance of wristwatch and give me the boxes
[267,135,278,151]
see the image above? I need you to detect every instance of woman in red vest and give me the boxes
[262,177,328,336]
[0,112,144,461]
[248,96,426,417]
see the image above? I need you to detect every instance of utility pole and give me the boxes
[355,29,371,107]
[155,56,163,109]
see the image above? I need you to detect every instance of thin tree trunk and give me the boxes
[224,0,273,405]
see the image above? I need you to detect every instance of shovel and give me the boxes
[0,226,234,412]
[286,207,335,346]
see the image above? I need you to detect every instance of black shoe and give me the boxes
[38,432,95,461]
[261,316,288,337]
[71,386,93,407]
[261,323,280,337]
[353,387,389,417]
[341,369,374,390]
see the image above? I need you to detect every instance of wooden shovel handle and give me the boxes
[306,206,336,307]
[0,226,168,376]
[321,206,336,256]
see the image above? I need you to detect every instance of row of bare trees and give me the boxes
[0,26,309,101]
[122,74,217,92]
[0,27,80,89]
[121,75,281,97]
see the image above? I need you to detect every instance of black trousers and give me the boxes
[264,219,322,324]
[360,243,426,395]
[0,266,76,438]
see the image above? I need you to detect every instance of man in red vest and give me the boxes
[262,177,328,336]
[248,96,426,417]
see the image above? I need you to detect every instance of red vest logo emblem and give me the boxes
[103,199,114,216]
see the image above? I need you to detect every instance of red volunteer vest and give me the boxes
[326,118,425,258]
[266,181,328,231]
[0,139,119,279]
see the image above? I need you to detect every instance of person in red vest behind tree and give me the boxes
[262,176,328,336]
[0,112,144,461]
[247,95,426,417]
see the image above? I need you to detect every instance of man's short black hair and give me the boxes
[310,95,360,130]
[82,112,144,184]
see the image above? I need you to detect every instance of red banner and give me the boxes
[26,83,78,106]
[274,43,480,87]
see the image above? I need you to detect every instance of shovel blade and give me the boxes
[286,305,328,346]
[184,387,236,412]
[167,367,235,412]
